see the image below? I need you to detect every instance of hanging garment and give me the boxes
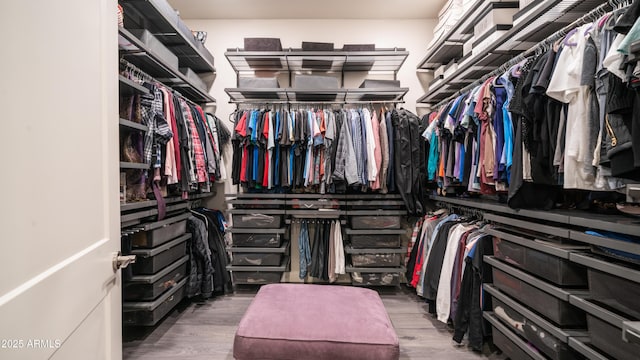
[298,221,311,279]
[195,208,232,294]
[393,109,425,215]
[452,233,493,351]
[436,223,477,323]
[186,216,214,298]
[405,217,424,280]
[309,222,324,278]
[328,221,336,283]
[334,220,345,276]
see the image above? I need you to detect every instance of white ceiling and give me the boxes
[167,0,448,20]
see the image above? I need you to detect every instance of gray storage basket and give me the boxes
[131,214,188,248]
[130,234,190,275]
[122,278,186,326]
[350,272,400,286]
[124,256,188,301]
[492,236,587,286]
[492,268,585,327]
[232,214,283,228]
[179,67,207,92]
[129,29,179,70]
[492,297,577,360]
[231,253,283,266]
[351,216,401,229]
[588,268,640,320]
[587,314,640,360]
[231,229,284,247]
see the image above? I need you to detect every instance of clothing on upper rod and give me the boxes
[426,3,640,209]
[120,62,231,203]
[230,106,426,215]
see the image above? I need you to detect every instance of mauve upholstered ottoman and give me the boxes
[233,284,400,360]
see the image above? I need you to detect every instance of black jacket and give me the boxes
[604,74,640,180]
[393,109,425,216]
[453,233,493,351]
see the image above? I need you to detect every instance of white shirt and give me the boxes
[547,24,596,190]
[436,223,476,323]
[362,108,378,182]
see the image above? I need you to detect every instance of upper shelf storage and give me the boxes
[418,0,520,70]
[224,87,409,103]
[120,0,215,74]
[119,27,215,103]
[418,0,605,104]
[225,48,409,74]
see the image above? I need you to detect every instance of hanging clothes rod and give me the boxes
[120,58,208,108]
[432,0,624,109]
[230,100,405,105]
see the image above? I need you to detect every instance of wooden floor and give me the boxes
[123,286,505,360]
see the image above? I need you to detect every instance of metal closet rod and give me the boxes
[231,100,405,105]
[120,58,204,108]
[433,0,625,109]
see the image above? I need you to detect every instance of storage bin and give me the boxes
[350,272,400,286]
[124,256,188,301]
[351,216,401,229]
[131,216,187,248]
[293,75,339,89]
[342,44,375,51]
[350,254,403,267]
[244,38,283,51]
[231,253,283,266]
[587,314,640,360]
[302,41,334,51]
[589,268,640,320]
[301,42,334,70]
[492,297,577,360]
[492,236,587,286]
[243,38,283,69]
[349,234,402,249]
[129,234,190,275]
[473,5,518,40]
[492,268,586,327]
[231,230,284,247]
[238,77,281,99]
[231,271,283,284]
[179,67,207,92]
[490,321,537,360]
[129,29,179,71]
[238,77,280,88]
[232,214,282,228]
[122,278,186,326]
[359,79,401,88]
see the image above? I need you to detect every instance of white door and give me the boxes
[0,1,121,359]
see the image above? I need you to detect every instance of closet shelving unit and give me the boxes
[224,48,410,104]
[225,193,407,286]
[117,0,218,326]
[431,195,640,360]
[417,0,605,105]
[223,44,411,286]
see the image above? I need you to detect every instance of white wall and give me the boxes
[185,18,436,203]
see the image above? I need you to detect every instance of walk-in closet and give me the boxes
[2,1,640,359]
